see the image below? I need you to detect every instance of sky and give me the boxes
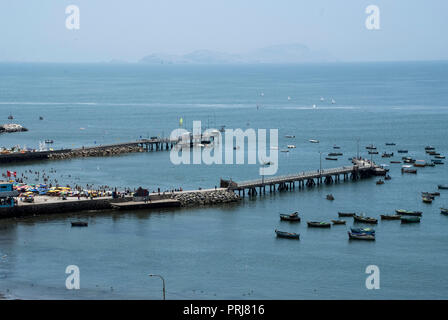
[0,0,447,63]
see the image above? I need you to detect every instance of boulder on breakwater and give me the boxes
[48,145,144,159]
[170,189,241,206]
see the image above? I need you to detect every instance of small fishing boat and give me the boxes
[309,139,319,143]
[430,192,440,196]
[397,150,408,153]
[384,175,392,180]
[279,212,300,222]
[395,209,422,216]
[400,216,421,224]
[307,221,331,228]
[414,160,426,167]
[39,116,44,120]
[350,227,375,234]
[435,155,445,159]
[333,145,341,149]
[326,157,338,161]
[287,145,296,149]
[285,135,295,138]
[368,151,379,155]
[385,142,396,146]
[426,163,435,167]
[390,161,401,164]
[71,221,88,227]
[438,185,448,190]
[353,214,378,224]
[7,114,13,120]
[425,146,436,150]
[365,145,377,150]
[421,192,435,199]
[328,152,343,156]
[348,232,375,241]
[431,159,444,165]
[331,219,346,225]
[45,139,54,144]
[376,180,384,185]
[382,152,394,158]
[401,168,417,174]
[326,194,335,201]
[280,149,290,153]
[275,229,300,239]
[440,208,448,215]
[422,197,433,204]
[380,214,401,220]
[338,212,355,217]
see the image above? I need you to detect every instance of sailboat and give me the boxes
[331,99,336,104]
[320,97,325,102]
[312,104,317,109]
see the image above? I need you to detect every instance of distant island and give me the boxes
[139,43,336,65]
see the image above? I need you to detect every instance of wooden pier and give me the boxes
[221,158,386,197]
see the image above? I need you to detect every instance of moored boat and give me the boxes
[440,208,448,215]
[435,155,445,159]
[400,216,421,224]
[279,212,300,222]
[350,227,375,234]
[309,139,319,143]
[353,214,378,224]
[326,194,335,200]
[438,185,448,190]
[348,232,375,241]
[395,209,422,216]
[376,180,384,185]
[325,157,338,161]
[338,212,356,217]
[385,142,396,146]
[390,161,401,164]
[307,221,331,228]
[422,197,433,204]
[397,150,408,153]
[380,214,401,220]
[275,229,300,239]
[71,221,88,227]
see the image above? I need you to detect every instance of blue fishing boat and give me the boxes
[350,227,375,235]
[275,229,300,239]
[348,232,375,241]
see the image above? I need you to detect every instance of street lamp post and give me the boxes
[319,151,322,174]
[149,274,166,300]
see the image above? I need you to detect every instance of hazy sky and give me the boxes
[0,0,447,62]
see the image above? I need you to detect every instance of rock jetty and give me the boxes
[0,123,28,133]
[48,145,144,159]
[171,189,241,206]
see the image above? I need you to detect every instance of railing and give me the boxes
[233,164,373,189]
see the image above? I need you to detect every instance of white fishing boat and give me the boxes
[309,139,319,143]
[287,145,296,149]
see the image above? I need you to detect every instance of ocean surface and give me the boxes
[0,61,448,299]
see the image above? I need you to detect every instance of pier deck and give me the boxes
[223,158,386,196]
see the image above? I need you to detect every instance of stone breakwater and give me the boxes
[170,190,241,206]
[48,145,144,159]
